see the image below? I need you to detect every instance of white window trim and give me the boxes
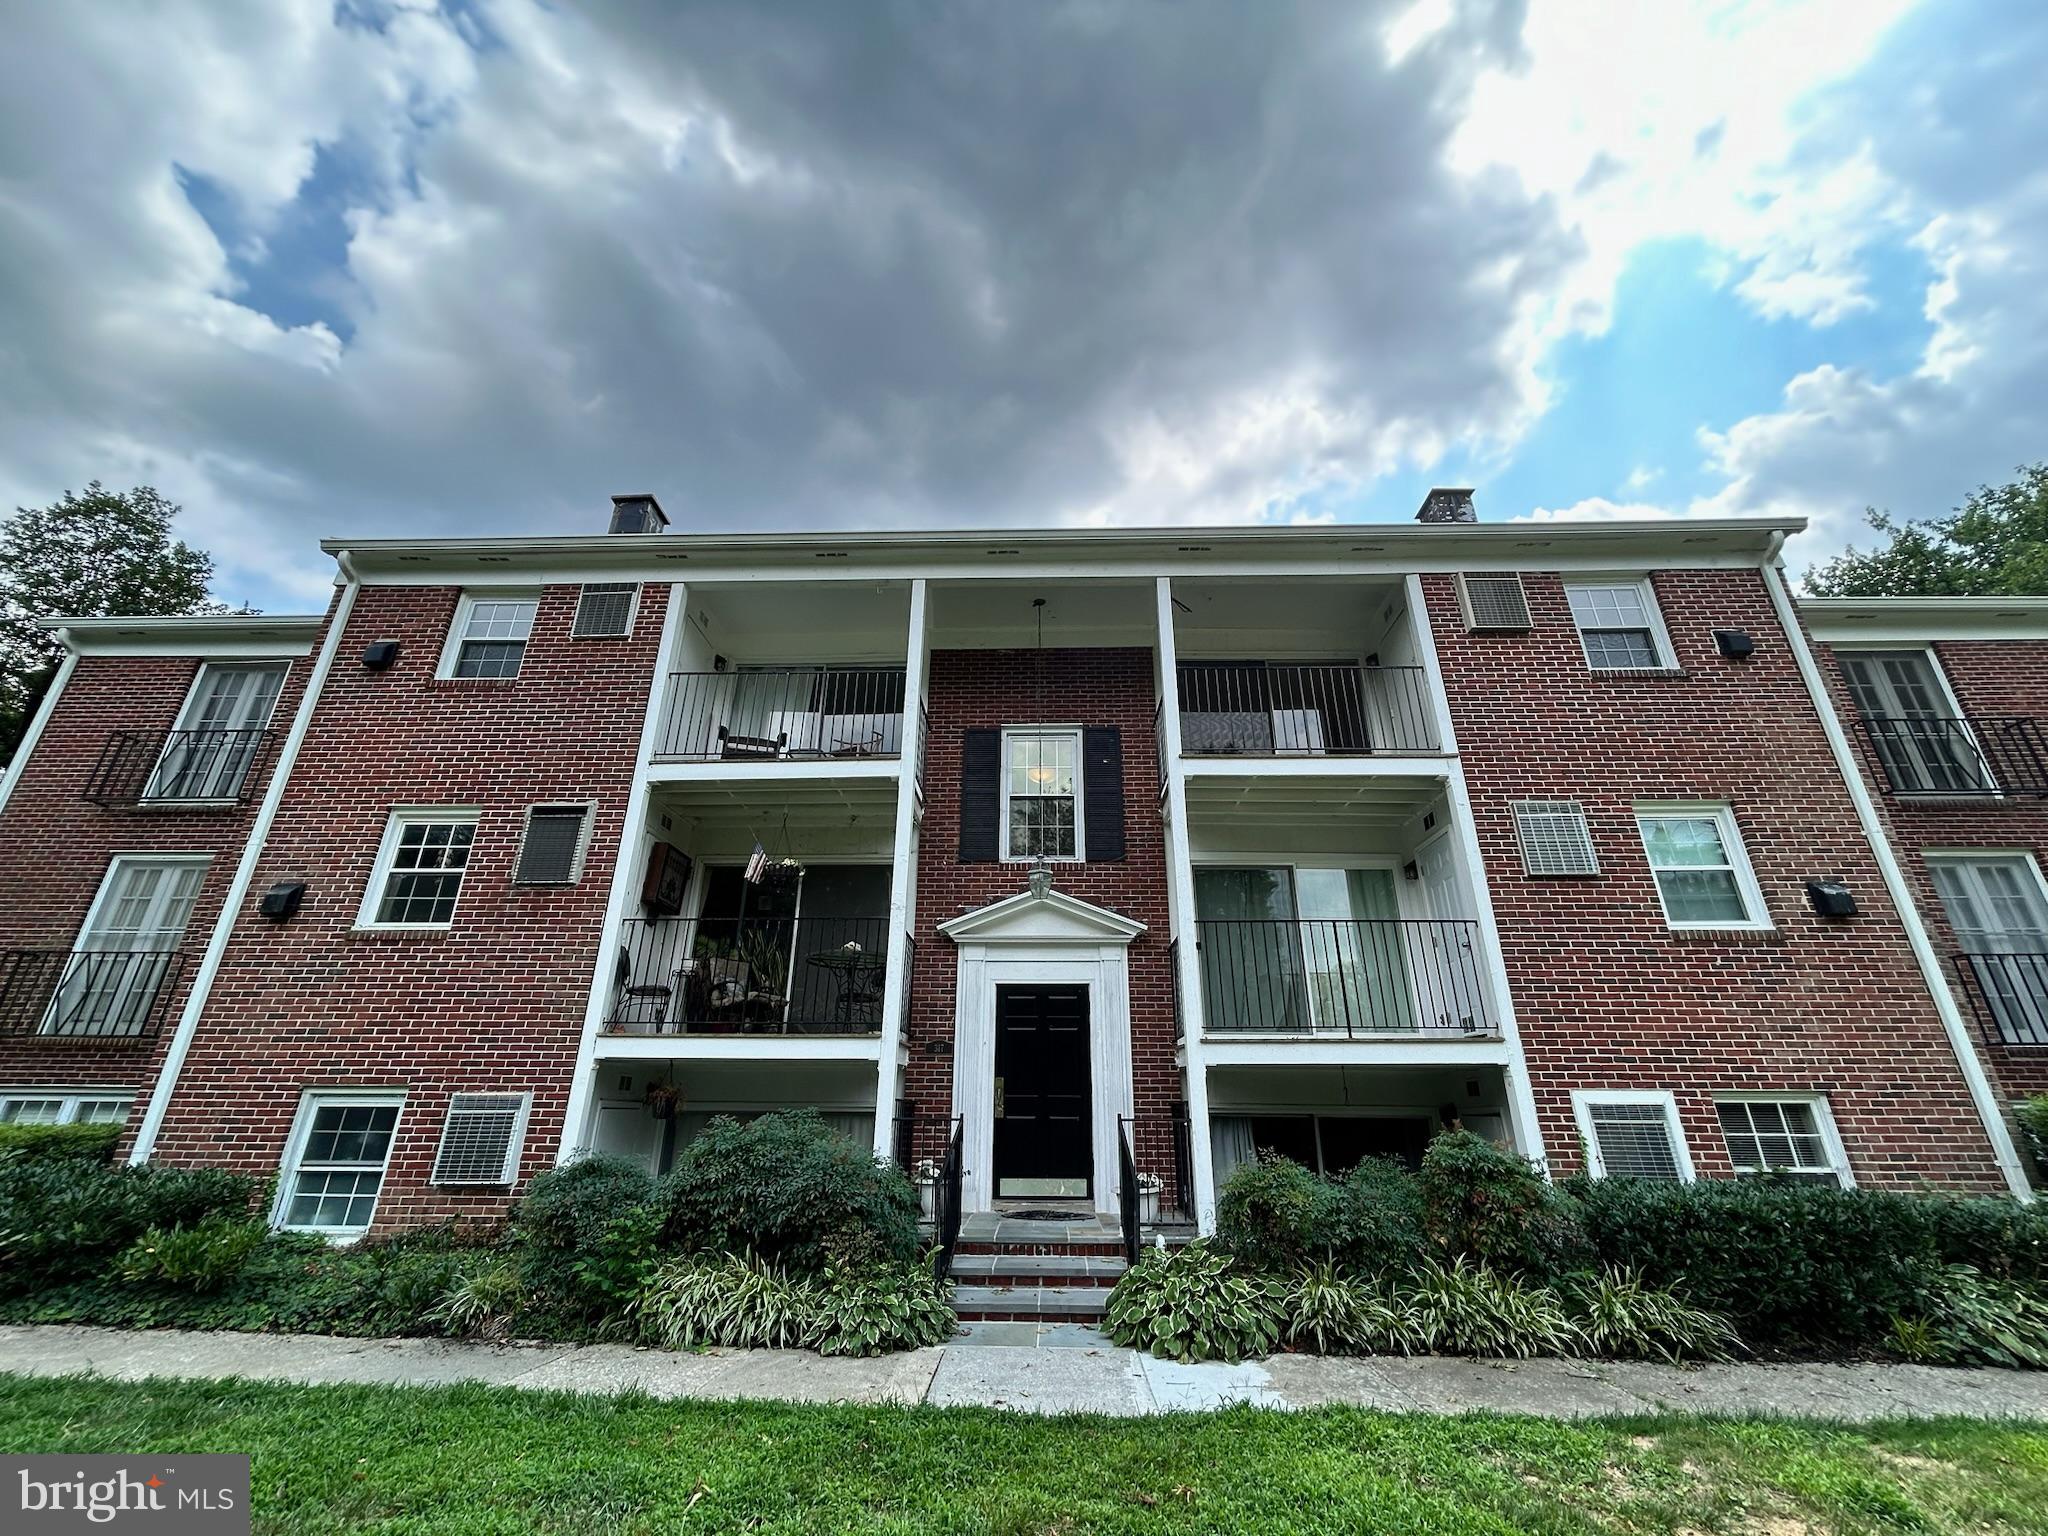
[571,582,642,640]
[1564,576,1680,672]
[271,1089,406,1240]
[1634,801,1774,932]
[1571,1088,1695,1181]
[999,725,1086,864]
[355,808,481,931]
[146,661,292,804]
[1712,1092,1854,1187]
[430,1091,534,1185]
[436,590,541,680]
[0,1090,134,1125]
[513,802,597,886]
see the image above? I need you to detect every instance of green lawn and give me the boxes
[2,1373,2044,1535]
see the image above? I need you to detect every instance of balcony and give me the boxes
[1854,714,2048,798]
[1195,917,1494,1037]
[82,728,277,808]
[654,668,908,763]
[0,948,190,1039]
[1176,663,1438,757]
[1951,952,2048,1047]
[606,915,892,1036]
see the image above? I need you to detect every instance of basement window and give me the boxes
[274,1092,404,1238]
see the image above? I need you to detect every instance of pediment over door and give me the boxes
[937,886,1147,947]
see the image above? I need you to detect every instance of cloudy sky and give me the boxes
[1,0,2041,612]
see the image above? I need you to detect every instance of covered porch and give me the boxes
[584,1056,883,1176]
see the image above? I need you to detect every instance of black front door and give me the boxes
[993,985,1091,1197]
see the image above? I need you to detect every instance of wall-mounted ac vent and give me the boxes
[1512,800,1600,876]
[572,583,638,638]
[430,1093,531,1185]
[1458,573,1532,633]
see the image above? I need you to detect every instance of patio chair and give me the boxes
[717,725,788,760]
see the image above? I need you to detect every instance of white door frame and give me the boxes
[939,885,1146,1215]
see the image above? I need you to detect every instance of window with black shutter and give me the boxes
[514,804,592,885]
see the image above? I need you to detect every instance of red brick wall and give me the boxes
[1426,568,2008,1191]
[0,644,315,1115]
[149,582,670,1229]
[1817,636,2048,1100]
[902,648,1180,1182]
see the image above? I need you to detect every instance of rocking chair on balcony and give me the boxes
[717,725,788,761]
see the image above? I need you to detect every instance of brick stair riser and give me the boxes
[952,1241,1127,1259]
[955,1308,1107,1323]
[952,1271,1119,1289]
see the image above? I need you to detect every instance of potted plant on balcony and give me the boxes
[913,1157,943,1221]
[1136,1171,1163,1226]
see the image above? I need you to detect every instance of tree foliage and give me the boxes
[0,482,234,755]
[1805,463,2048,597]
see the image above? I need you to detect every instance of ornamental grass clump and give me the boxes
[1400,1255,1580,1359]
[1563,1266,1738,1362]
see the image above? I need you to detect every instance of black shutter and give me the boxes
[1082,727,1125,862]
[958,729,1001,862]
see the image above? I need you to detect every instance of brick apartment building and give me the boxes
[0,492,2034,1246]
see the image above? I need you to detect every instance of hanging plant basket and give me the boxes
[645,1082,682,1121]
[762,858,804,893]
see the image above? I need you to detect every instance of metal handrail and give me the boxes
[0,948,190,1038]
[83,728,277,807]
[1116,1118,1141,1266]
[1854,714,2048,796]
[654,667,908,762]
[1194,917,1495,1036]
[607,915,891,1035]
[1176,663,1439,755]
[937,1117,965,1279]
[1951,951,2048,1047]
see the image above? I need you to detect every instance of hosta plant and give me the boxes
[1563,1266,1737,1362]
[1103,1240,1285,1363]
[1898,1263,2048,1369]
[809,1251,956,1357]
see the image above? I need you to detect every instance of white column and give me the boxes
[556,580,689,1162]
[873,579,930,1161]
[1154,576,1220,1230]
[1403,573,1550,1167]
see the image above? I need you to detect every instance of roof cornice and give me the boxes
[43,613,327,658]
[1801,595,2048,643]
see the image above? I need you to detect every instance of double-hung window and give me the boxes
[1714,1096,1849,1185]
[1002,728,1082,861]
[359,810,478,928]
[275,1092,403,1237]
[443,593,539,679]
[1565,580,1673,671]
[1635,803,1771,931]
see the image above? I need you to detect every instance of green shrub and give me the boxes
[1896,1263,2048,1369]
[809,1253,956,1356]
[1397,1255,1579,1359]
[632,1252,816,1350]
[514,1156,659,1321]
[1102,1240,1285,1363]
[0,1121,123,1165]
[115,1214,267,1293]
[1218,1153,1425,1276]
[430,1256,526,1340]
[2017,1094,2048,1155]
[1568,1176,2048,1349]
[0,1159,257,1292]
[1562,1266,1738,1363]
[656,1111,920,1272]
[1418,1131,1584,1280]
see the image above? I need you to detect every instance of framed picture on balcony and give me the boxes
[641,842,691,917]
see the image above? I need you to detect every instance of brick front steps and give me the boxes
[947,1209,1192,1323]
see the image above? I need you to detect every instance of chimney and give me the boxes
[1415,487,1476,524]
[608,493,669,535]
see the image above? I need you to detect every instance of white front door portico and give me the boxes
[938,881,1146,1215]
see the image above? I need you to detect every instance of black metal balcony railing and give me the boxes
[607,915,892,1035]
[83,728,277,808]
[1854,714,2048,797]
[0,948,190,1039]
[1194,917,1495,1037]
[1951,951,2048,1047]
[1176,663,1438,756]
[655,668,908,762]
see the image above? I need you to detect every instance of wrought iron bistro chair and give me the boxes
[610,949,674,1034]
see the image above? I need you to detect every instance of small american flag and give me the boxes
[743,843,768,884]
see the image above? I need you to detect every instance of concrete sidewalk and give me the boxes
[4,1323,2047,1420]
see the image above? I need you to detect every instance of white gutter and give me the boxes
[0,643,79,820]
[1761,551,2031,1197]
[128,561,363,1165]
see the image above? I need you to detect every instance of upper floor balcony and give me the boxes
[654,666,910,763]
[1195,915,1494,1037]
[1176,661,1438,757]
[83,727,277,808]
[1854,713,2048,799]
